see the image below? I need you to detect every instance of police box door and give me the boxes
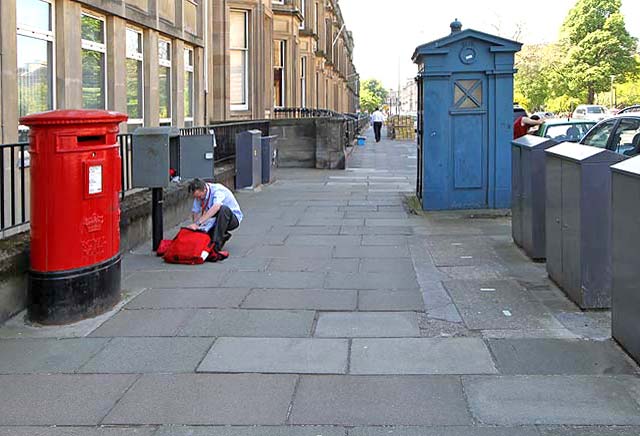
[449,75,488,208]
[416,75,424,200]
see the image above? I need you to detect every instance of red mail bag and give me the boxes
[162,228,213,265]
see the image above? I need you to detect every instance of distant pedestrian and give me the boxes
[513,114,544,139]
[371,107,385,142]
[187,179,243,261]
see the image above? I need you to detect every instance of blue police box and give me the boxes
[412,20,522,210]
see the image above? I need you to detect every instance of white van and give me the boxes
[572,105,608,121]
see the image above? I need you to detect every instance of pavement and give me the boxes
[1,127,640,435]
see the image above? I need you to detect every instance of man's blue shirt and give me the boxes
[192,183,243,231]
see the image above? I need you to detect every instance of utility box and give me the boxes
[511,134,557,260]
[261,135,278,184]
[235,129,262,189]
[174,132,216,181]
[19,109,128,324]
[131,127,179,188]
[611,156,640,364]
[545,142,626,309]
[412,20,522,210]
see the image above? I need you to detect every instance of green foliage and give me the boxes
[558,0,638,103]
[360,79,388,113]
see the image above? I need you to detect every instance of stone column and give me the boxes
[106,16,127,117]
[0,0,17,142]
[173,39,185,127]
[144,30,159,127]
[56,0,82,110]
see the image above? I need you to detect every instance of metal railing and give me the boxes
[207,120,270,164]
[1,142,30,233]
[273,107,347,119]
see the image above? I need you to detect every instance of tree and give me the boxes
[359,79,388,113]
[558,0,638,103]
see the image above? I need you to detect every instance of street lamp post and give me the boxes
[610,75,616,108]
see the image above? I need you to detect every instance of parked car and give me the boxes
[533,119,595,142]
[572,104,608,121]
[580,114,640,156]
[532,111,555,119]
[617,105,640,114]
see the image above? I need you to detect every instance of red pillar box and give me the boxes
[19,110,128,325]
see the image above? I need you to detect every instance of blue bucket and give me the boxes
[357,136,366,146]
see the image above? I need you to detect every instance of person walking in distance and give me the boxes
[371,107,385,142]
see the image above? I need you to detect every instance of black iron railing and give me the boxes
[207,120,270,164]
[117,133,133,199]
[274,107,347,119]
[0,142,29,232]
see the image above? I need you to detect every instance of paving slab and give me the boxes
[463,375,640,425]
[197,338,348,373]
[443,280,565,331]
[0,338,108,374]
[224,271,326,289]
[359,258,415,274]
[348,427,540,436]
[178,309,315,337]
[350,338,497,375]
[269,225,342,235]
[361,234,409,245]
[0,428,156,436]
[126,288,251,309]
[268,257,359,273]
[0,374,137,425]
[248,246,334,259]
[296,217,364,226]
[357,291,424,311]
[103,374,297,425]
[124,270,230,289]
[333,246,410,259]
[325,272,418,290]
[340,226,413,236]
[488,338,638,375]
[79,337,214,373]
[537,426,640,436]
[285,235,361,246]
[154,426,346,436]
[241,289,357,310]
[90,309,195,337]
[290,375,471,425]
[314,312,420,337]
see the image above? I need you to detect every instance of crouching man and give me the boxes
[187,178,243,261]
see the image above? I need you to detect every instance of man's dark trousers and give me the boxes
[373,122,382,142]
[207,205,239,251]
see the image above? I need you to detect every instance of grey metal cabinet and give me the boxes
[544,143,626,309]
[611,156,640,364]
[511,135,557,260]
[235,130,263,189]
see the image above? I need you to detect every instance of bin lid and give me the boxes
[511,134,557,150]
[545,142,622,164]
[19,109,127,126]
[612,155,640,178]
[132,126,180,137]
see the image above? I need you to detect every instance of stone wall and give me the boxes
[270,117,348,169]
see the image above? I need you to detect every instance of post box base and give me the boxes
[28,255,121,325]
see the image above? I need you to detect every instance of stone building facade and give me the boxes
[0,0,359,142]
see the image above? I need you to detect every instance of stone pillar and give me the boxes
[56,0,82,110]
[106,16,127,116]
[144,30,160,127]
[173,39,185,127]
[0,0,17,142]
[210,0,226,121]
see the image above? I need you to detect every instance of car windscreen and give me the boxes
[542,124,594,141]
[587,107,606,114]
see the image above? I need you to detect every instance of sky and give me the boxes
[338,0,640,90]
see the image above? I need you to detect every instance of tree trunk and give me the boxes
[587,87,595,104]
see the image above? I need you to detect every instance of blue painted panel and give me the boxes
[453,114,484,189]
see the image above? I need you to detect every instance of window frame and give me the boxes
[184,46,195,126]
[299,0,306,29]
[17,0,55,139]
[273,39,286,108]
[158,38,172,125]
[125,26,144,127]
[230,10,249,112]
[300,56,307,108]
[81,10,108,110]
